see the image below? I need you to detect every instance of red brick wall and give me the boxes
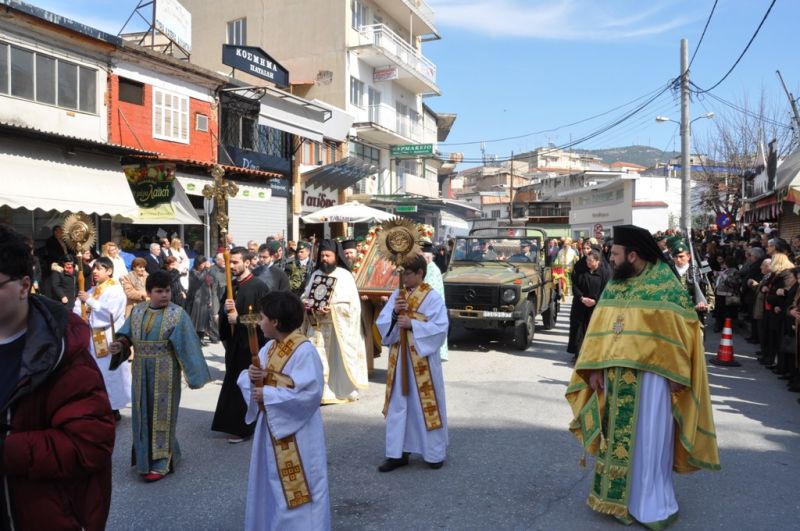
[108,73,218,162]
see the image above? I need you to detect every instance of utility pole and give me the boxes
[509,151,515,223]
[680,38,691,232]
[776,70,800,146]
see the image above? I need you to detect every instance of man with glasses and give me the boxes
[0,224,115,530]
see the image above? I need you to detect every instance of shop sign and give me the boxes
[222,45,289,88]
[373,66,398,82]
[123,163,176,208]
[301,184,337,214]
[391,144,433,157]
[395,205,417,213]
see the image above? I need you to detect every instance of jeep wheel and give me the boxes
[513,301,535,350]
[542,298,557,330]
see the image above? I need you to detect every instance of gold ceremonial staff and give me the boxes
[62,213,97,322]
[376,218,421,396]
[241,305,265,412]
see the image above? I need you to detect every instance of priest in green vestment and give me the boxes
[110,271,211,482]
[565,225,720,529]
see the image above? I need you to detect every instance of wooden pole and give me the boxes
[224,249,235,335]
[77,266,87,321]
[398,262,409,396]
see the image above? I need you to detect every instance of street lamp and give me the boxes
[655,111,714,231]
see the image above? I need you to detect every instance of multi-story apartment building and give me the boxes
[181,0,445,201]
[514,146,607,174]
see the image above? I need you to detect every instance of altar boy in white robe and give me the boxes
[238,291,331,531]
[75,256,131,420]
[376,254,449,472]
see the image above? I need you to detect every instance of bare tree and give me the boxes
[692,90,794,223]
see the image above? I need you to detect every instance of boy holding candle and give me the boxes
[238,291,330,530]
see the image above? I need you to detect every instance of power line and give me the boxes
[691,0,778,94]
[439,79,677,147]
[689,0,719,67]
[452,84,677,163]
[699,91,793,128]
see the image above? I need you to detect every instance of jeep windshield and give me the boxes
[452,237,542,264]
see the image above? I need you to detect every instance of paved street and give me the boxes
[107,302,800,530]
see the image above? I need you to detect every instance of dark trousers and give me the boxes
[763,311,785,366]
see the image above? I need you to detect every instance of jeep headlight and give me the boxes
[501,288,517,303]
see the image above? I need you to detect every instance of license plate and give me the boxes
[483,311,513,318]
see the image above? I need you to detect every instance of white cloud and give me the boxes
[427,0,699,40]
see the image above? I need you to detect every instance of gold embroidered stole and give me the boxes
[383,283,444,431]
[90,279,119,358]
[264,330,313,510]
[130,304,183,460]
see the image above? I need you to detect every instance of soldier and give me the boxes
[286,241,313,297]
[670,239,712,323]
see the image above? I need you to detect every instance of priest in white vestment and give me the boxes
[75,257,131,415]
[376,254,449,471]
[302,239,368,404]
[238,291,331,531]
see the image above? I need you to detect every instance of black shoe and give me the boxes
[113,410,122,422]
[425,460,444,469]
[378,453,409,472]
[778,375,792,380]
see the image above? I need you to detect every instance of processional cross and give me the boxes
[202,164,239,236]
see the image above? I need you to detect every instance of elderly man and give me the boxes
[566,225,719,528]
[303,239,368,403]
[145,243,164,275]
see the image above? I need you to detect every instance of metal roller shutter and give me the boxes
[229,195,288,244]
[779,202,800,240]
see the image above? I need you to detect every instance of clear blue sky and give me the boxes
[26,0,800,163]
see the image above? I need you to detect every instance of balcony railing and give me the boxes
[358,24,437,87]
[360,103,422,141]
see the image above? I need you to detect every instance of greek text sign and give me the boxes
[222,45,289,87]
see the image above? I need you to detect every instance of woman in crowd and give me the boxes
[102,241,128,281]
[51,254,78,308]
[567,248,609,362]
[786,267,800,392]
[165,255,187,307]
[80,248,96,289]
[121,257,148,317]
[167,237,190,291]
[759,244,794,369]
[186,256,215,345]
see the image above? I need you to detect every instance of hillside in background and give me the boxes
[578,145,679,168]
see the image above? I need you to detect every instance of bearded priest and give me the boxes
[303,239,368,404]
[565,224,719,529]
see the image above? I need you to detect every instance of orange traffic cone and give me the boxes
[710,317,741,366]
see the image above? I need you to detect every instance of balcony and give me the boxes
[371,0,439,39]
[352,103,423,145]
[352,24,440,96]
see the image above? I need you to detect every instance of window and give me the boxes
[0,43,97,112]
[153,88,189,143]
[119,77,144,105]
[396,102,408,137]
[0,43,7,94]
[78,67,96,113]
[350,77,364,108]
[351,0,367,29]
[349,141,380,166]
[35,55,55,104]
[241,115,257,150]
[196,113,209,132]
[57,61,78,109]
[368,87,381,122]
[227,18,247,45]
[10,46,34,100]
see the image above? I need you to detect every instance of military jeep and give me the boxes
[444,227,559,350]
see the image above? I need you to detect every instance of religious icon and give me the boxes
[308,275,336,311]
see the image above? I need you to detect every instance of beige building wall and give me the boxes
[181,0,349,108]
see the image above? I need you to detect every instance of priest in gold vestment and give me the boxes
[565,225,719,529]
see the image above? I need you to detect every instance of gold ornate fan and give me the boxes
[62,212,97,253]
[377,217,421,266]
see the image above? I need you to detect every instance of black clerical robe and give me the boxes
[211,274,269,437]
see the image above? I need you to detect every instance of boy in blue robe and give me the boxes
[110,270,211,482]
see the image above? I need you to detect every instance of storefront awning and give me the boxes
[0,139,138,216]
[440,211,469,230]
[113,179,202,225]
[302,157,378,190]
[259,88,329,143]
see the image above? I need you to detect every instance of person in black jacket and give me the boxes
[252,242,290,293]
[759,251,795,369]
[144,243,164,275]
[567,248,610,361]
[165,256,187,307]
[50,255,78,309]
